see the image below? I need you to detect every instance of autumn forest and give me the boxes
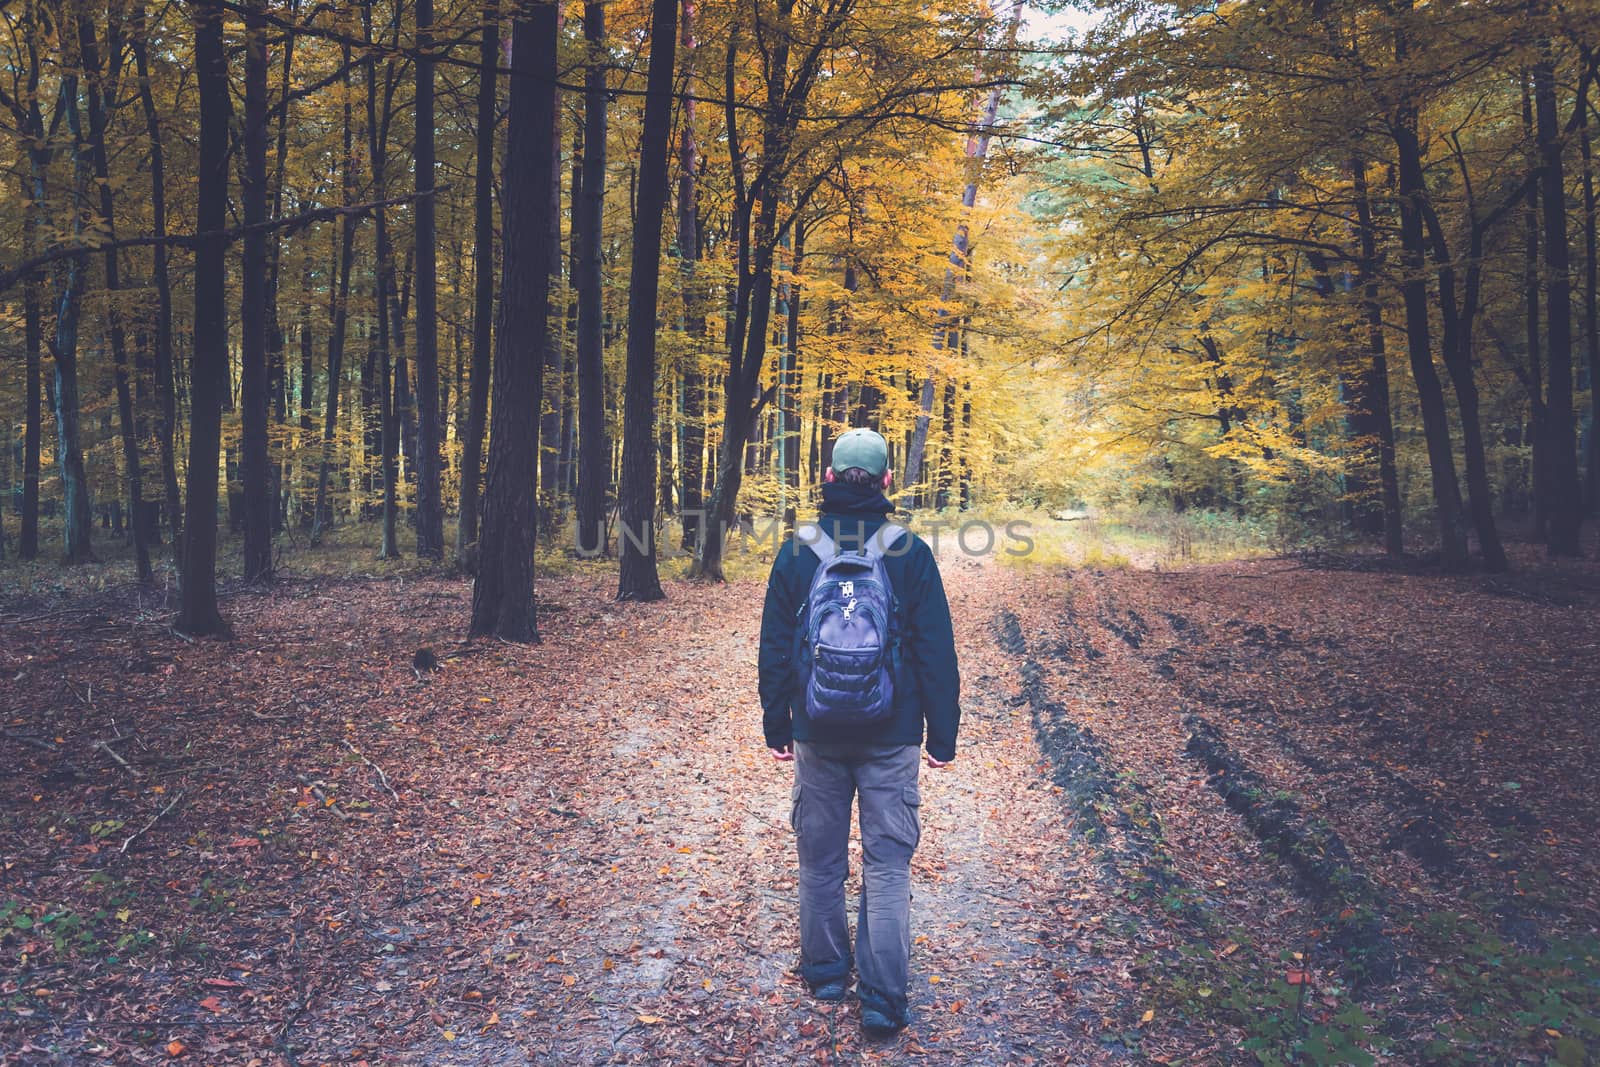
[2,0,1599,1063]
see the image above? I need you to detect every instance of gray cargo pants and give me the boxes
[791,741,921,1025]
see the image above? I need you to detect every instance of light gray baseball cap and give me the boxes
[830,428,890,477]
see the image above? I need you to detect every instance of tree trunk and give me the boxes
[1352,160,1404,555]
[573,2,612,557]
[1533,38,1583,555]
[1579,55,1599,515]
[616,0,679,601]
[1393,100,1468,566]
[675,0,704,554]
[266,8,295,533]
[82,14,153,581]
[1522,74,1551,532]
[20,272,42,560]
[411,0,446,558]
[1424,213,1508,571]
[365,18,403,554]
[52,70,93,565]
[179,0,232,636]
[780,224,803,528]
[471,9,557,640]
[132,0,182,551]
[540,63,566,531]
[239,0,273,580]
[457,2,499,563]
[312,44,359,544]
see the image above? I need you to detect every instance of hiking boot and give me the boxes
[811,979,847,1002]
[860,1007,906,1037]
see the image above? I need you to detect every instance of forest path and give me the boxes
[381,552,1120,1065]
[11,546,1597,1064]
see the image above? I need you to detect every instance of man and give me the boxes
[758,427,961,1036]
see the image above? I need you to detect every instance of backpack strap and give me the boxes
[796,522,837,563]
[863,523,907,561]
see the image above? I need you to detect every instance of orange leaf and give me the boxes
[1286,969,1311,985]
[166,1040,185,1057]
[198,996,224,1013]
[636,1014,663,1025]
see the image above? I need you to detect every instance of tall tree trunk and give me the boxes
[312,44,359,544]
[52,69,93,564]
[365,14,404,554]
[265,2,297,533]
[1523,74,1551,532]
[132,0,182,551]
[780,224,802,528]
[574,0,611,557]
[1533,37,1583,555]
[540,58,566,531]
[412,0,446,558]
[180,0,231,635]
[1393,99,1469,566]
[616,0,679,601]
[457,1,499,562]
[377,252,401,558]
[675,0,704,554]
[298,262,316,526]
[20,273,42,560]
[471,9,557,640]
[239,0,274,580]
[1579,55,1599,514]
[1424,212,1508,571]
[904,0,1023,498]
[82,14,153,581]
[1352,159,1405,555]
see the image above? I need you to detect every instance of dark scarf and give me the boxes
[819,480,895,517]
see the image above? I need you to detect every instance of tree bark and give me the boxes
[1533,37,1582,555]
[1578,55,1599,515]
[52,67,93,565]
[1352,159,1404,555]
[20,270,42,560]
[457,1,499,563]
[471,9,557,641]
[411,0,446,558]
[675,0,704,554]
[240,0,274,580]
[179,0,232,636]
[1522,73,1550,532]
[616,0,679,601]
[131,0,182,551]
[311,43,359,544]
[83,13,153,580]
[1393,99,1468,567]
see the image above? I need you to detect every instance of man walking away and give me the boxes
[758,427,961,1036]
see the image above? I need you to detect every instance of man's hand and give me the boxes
[925,753,952,769]
[769,745,794,762]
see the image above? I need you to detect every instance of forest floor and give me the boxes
[2,532,1599,1065]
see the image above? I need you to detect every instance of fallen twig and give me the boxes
[3,729,59,753]
[121,791,185,853]
[250,707,297,721]
[95,738,144,778]
[343,740,401,805]
[297,774,353,821]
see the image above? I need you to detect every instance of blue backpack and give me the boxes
[795,522,907,727]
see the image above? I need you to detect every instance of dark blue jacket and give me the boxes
[758,482,961,761]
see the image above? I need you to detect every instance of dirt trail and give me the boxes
[366,554,1118,1065]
